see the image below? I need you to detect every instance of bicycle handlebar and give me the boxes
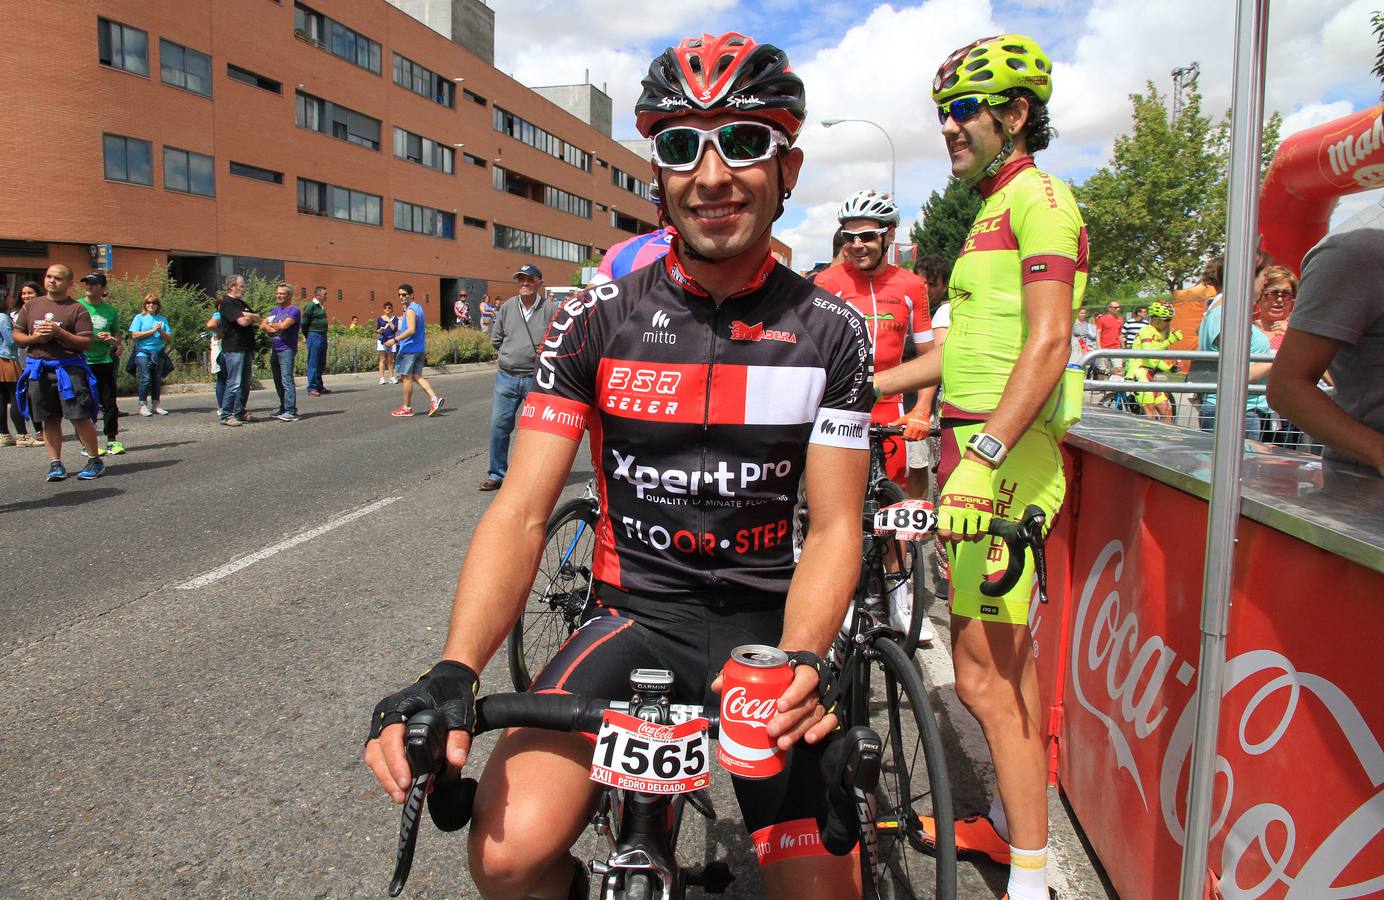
[980,504,1048,599]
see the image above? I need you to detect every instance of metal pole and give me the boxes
[1177,1,1269,896]
[823,118,896,198]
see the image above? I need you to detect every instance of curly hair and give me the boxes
[997,88,1055,153]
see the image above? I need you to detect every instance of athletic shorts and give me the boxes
[29,366,94,422]
[529,585,841,867]
[394,352,424,377]
[1127,369,1166,406]
[376,341,393,353]
[938,420,1064,625]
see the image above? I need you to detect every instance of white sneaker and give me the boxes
[154,406,169,416]
[389,377,400,384]
[916,613,937,644]
[379,377,387,384]
[139,404,151,416]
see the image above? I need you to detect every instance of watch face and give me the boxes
[972,434,1003,459]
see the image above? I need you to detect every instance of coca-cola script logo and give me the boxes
[634,720,676,741]
[1072,539,1384,897]
[722,686,777,730]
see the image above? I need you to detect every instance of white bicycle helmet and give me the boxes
[837,189,900,226]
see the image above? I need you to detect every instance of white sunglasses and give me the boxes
[652,121,789,172]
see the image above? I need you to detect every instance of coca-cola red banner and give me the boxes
[1050,453,1384,899]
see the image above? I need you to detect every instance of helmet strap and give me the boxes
[982,131,1015,180]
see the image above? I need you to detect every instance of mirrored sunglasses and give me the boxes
[936,94,1005,125]
[842,227,889,245]
[1261,289,1296,300]
[652,121,787,172]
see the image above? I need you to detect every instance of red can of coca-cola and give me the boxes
[717,644,793,779]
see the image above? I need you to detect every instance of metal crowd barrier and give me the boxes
[1076,349,1325,455]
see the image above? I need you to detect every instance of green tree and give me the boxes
[909,176,982,266]
[571,255,601,287]
[1373,10,1384,85]
[1076,82,1282,296]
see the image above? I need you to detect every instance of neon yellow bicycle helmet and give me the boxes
[1149,301,1174,319]
[932,34,1054,105]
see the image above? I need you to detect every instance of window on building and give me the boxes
[394,200,455,239]
[227,63,281,94]
[97,18,148,76]
[164,147,215,196]
[293,3,380,74]
[462,215,487,229]
[492,105,591,172]
[159,39,212,96]
[462,152,487,168]
[492,166,590,218]
[229,161,284,184]
[462,88,487,106]
[611,210,654,235]
[296,91,380,150]
[493,224,590,263]
[611,166,652,201]
[392,53,454,107]
[392,127,454,174]
[596,158,609,168]
[102,134,153,185]
[296,178,381,225]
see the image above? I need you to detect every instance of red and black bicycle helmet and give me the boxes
[635,33,806,140]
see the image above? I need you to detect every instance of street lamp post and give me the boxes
[822,118,897,199]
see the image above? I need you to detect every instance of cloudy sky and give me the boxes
[493,0,1381,267]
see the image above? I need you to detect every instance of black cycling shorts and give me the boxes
[529,584,841,865]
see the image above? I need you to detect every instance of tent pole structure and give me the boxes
[1177,0,1270,896]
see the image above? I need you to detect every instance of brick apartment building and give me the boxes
[0,0,677,326]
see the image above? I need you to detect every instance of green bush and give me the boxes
[103,265,494,393]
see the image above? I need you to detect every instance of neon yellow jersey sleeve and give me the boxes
[941,160,1089,416]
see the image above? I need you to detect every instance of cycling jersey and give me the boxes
[813,262,933,483]
[942,156,1088,420]
[518,247,874,603]
[1125,323,1174,405]
[591,227,675,285]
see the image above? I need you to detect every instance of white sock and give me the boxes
[1006,844,1048,900]
[988,793,1010,842]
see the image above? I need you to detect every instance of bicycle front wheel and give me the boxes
[872,479,930,656]
[870,636,956,900]
[507,497,598,691]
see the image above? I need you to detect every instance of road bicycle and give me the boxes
[835,425,1049,900]
[508,479,598,691]
[387,668,886,899]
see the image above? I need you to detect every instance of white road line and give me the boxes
[177,497,402,591]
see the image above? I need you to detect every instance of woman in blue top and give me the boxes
[129,293,173,416]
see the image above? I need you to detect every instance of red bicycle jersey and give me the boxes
[811,263,933,402]
[517,249,874,602]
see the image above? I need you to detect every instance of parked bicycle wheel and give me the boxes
[872,479,930,655]
[859,635,957,900]
[506,497,597,691]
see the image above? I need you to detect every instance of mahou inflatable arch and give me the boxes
[1259,102,1384,273]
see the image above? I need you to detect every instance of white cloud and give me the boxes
[1280,100,1356,138]
[487,0,1379,268]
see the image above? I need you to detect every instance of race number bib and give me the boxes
[589,710,711,795]
[872,500,937,542]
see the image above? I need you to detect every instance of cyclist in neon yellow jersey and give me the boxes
[875,33,1085,900]
[1124,301,1182,423]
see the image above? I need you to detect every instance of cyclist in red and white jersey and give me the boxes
[365,32,874,899]
[813,191,935,487]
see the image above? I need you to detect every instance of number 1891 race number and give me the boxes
[589,710,711,795]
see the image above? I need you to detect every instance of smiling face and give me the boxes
[840,218,893,273]
[939,95,1028,184]
[657,113,803,262]
[274,287,292,306]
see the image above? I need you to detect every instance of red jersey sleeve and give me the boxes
[518,289,605,442]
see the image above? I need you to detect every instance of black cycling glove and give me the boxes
[786,650,841,717]
[367,660,480,743]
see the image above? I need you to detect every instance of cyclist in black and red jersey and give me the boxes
[365,33,874,899]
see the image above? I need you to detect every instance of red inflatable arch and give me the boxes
[1259,102,1384,274]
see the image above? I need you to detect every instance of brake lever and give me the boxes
[388,709,447,897]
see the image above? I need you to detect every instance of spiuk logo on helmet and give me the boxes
[635,32,807,140]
